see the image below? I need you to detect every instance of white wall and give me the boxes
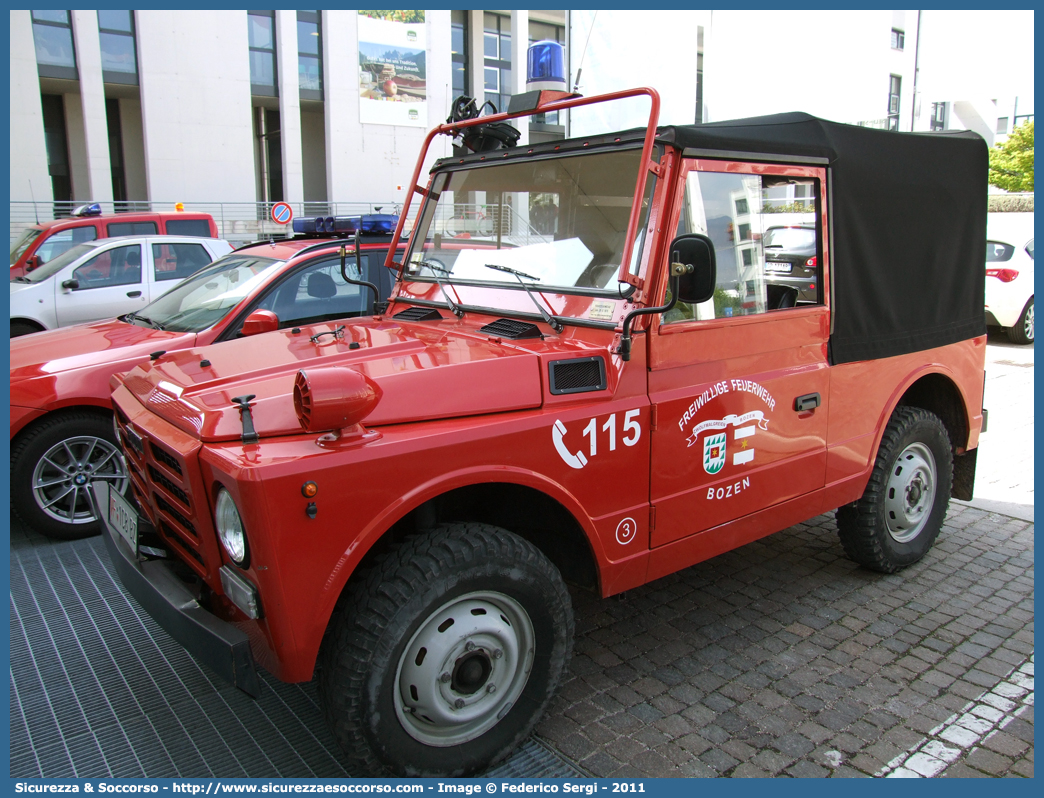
[136,10,256,202]
[10,10,52,202]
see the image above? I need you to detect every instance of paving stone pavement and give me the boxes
[533,503,1033,778]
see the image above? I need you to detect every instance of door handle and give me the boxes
[794,392,821,412]
[127,290,142,298]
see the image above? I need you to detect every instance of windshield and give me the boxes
[129,253,282,332]
[22,243,99,282]
[403,148,653,296]
[763,226,816,250]
[10,228,41,263]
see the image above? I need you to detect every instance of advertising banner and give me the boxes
[358,10,427,127]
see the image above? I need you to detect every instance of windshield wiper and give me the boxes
[12,276,32,283]
[122,312,166,330]
[484,264,565,333]
[417,260,465,318]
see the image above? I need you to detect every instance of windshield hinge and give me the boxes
[648,161,662,177]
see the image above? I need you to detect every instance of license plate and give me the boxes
[109,488,138,553]
[765,261,793,273]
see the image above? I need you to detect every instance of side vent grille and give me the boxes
[549,357,607,395]
[480,319,542,339]
[394,307,444,322]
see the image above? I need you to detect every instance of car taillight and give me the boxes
[986,268,1019,282]
[805,256,817,268]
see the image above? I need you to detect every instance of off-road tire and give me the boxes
[11,321,43,338]
[1007,296,1034,345]
[11,410,128,540]
[836,406,953,573]
[318,523,574,777]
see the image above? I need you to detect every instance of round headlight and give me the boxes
[215,488,249,566]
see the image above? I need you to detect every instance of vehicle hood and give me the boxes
[9,279,48,300]
[10,320,195,395]
[118,318,545,442]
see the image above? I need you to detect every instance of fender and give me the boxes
[304,464,612,669]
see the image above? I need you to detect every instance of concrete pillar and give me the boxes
[322,10,363,204]
[10,10,53,204]
[509,10,529,147]
[275,10,304,203]
[468,10,484,102]
[70,10,114,204]
[62,93,91,201]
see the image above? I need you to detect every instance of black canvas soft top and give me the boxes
[659,114,989,363]
[436,112,988,364]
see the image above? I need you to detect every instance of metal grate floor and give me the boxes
[9,516,584,779]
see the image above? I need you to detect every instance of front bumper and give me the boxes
[93,482,262,698]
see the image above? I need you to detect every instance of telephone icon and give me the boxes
[552,419,587,469]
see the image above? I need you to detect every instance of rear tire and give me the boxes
[1007,297,1034,345]
[318,523,573,776]
[836,406,952,573]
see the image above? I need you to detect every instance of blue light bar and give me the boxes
[291,215,400,237]
[527,41,566,91]
[72,202,102,217]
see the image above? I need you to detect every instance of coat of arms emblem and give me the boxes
[703,432,726,474]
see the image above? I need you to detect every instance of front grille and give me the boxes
[549,357,607,395]
[480,318,543,339]
[150,442,183,475]
[155,494,196,537]
[148,465,190,507]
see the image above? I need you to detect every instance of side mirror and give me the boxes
[61,278,80,291]
[240,309,279,337]
[26,255,39,271]
[669,234,716,305]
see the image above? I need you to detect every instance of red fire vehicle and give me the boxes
[96,82,988,776]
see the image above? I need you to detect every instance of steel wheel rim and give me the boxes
[884,441,936,543]
[1024,301,1034,341]
[394,590,535,747]
[32,435,129,525]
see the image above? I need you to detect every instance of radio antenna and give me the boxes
[28,180,39,223]
[571,10,598,93]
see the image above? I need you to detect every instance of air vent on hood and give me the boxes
[394,306,444,322]
[480,318,543,339]
[549,357,607,395]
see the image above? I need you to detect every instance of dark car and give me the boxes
[763,223,819,306]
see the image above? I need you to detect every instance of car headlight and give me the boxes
[215,488,249,567]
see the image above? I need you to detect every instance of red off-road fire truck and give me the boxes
[96,85,988,776]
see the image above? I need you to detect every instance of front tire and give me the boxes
[11,321,43,338]
[318,523,574,777]
[1007,296,1034,345]
[11,411,130,540]
[836,406,953,573]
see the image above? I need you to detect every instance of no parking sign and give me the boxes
[271,202,293,225]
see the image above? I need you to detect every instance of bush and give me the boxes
[988,194,1034,213]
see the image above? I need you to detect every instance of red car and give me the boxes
[10,204,218,279]
[10,221,404,539]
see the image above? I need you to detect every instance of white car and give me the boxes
[10,235,233,337]
[985,236,1034,345]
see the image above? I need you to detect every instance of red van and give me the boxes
[10,204,218,279]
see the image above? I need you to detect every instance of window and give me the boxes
[106,99,126,201]
[71,244,142,290]
[254,257,370,327]
[32,11,77,79]
[996,116,1009,135]
[451,10,469,100]
[986,241,1015,263]
[297,11,322,99]
[165,219,212,237]
[98,10,138,84]
[891,28,905,50]
[107,221,157,237]
[153,243,213,282]
[887,75,901,130]
[34,227,97,265]
[40,94,73,202]
[930,102,947,131]
[665,169,821,324]
[483,13,511,115]
[248,10,277,96]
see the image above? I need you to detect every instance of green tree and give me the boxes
[988,120,1034,192]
